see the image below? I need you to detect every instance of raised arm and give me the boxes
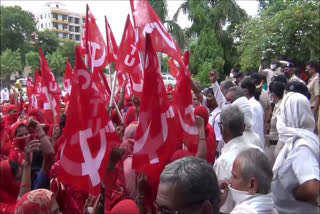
[209,70,226,108]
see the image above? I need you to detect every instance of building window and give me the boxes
[52,13,58,19]
[56,32,59,37]
[74,18,79,24]
[69,25,74,32]
[68,17,73,23]
[56,4,59,8]
[69,34,73,40]
[82,18,85,23]
[63,33,68,39]
[48,13,50,18]
[41,23,43,28]
[63,15,68,21]
[53,23,58,28]
[48,23,50,27]
[40,14,43,19]
[75,35,80,41]
[63,24,68,30]
[75,26,80,32]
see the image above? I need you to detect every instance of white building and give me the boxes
[36,2,85,42]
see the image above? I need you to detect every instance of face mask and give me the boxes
[228,185,253,205]
[13,134,31,150]
[270,64,276,70]
[229,73,234,78]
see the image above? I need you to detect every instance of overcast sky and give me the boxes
[1,0,259,44]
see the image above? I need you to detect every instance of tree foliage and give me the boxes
[0,49,22,79]
[57,40,75,67]
[235,0,320,72]
[36,30,60,55]
[25,51,40,71]
[0,6,36,54]
[45,51,66,77]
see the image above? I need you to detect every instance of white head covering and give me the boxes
[274,92,319,171]
[233,96,254,131]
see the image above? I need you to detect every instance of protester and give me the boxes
[213,104,261,182]
[272,92,320,213]
[156,156,220,214]
[1,87,9,103]
[241,77,265,148]
[220,148,276,214]
[283,62,303,83]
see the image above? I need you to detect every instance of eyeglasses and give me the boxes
[153,200,204,214]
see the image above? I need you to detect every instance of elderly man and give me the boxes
[156,156,220,214]
[225,87,263,149]
[213,104,261,181]
[220,148,277,214]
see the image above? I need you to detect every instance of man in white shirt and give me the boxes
[241,77,265,149]
[219,149,277,214]
[0,87,9,103]
[213,104,261,181]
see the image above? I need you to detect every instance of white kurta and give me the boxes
[248,97,265,148]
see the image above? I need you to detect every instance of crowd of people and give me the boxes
[0,59,319,214]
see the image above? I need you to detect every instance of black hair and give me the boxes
[15,123,27,137]
[306,60,320,73]
[241,77,261,101]
[59,113,66,129]
[272,75,287,85]
[286,81,310,100]
[269,81,285,99]
[207,87,214,96]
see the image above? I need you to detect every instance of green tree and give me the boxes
[235,0,320,72]
[36,30,59,55]
[174,0,247,78]
[57,40,75,67]
[0,6,36,53]
[45,51,65,77]
[25,51,40,71]
[0,49,22,79]
[149,0,168,22]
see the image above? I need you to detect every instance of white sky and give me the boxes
[1,0,259,44]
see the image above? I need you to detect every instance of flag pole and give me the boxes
[47,93,57,125]
[109,70,118,109]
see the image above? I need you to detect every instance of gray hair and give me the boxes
[226,86,245,102]
[236,148,273,194]
[220,80,235,95]
[220,104,244,137]
[160,156,220,213]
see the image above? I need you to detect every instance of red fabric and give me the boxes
[26,76,34,110]
[28,108,46,124]
[105,16,119,64]
[50,161,87,213]
[91,68,111,104]
[0,160,20,212]
[116,15,143,97]
[130,0,184,69]
[109,199,139,214]
[39,48,61,124]
[124,106,137,127]
[168,57,179,78]
[9,93,15,104]
[63,59,73,96]
[172,51,198,151]
[0,122,11,158]
[14,189,55,214]
[132,34,179,179]
[194,106,209,125]
[169,149,194,162]
[85,5,109,73]
[58,46,120,195]
[31,70,43,110]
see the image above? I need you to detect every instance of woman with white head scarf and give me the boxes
[272,92,320,214]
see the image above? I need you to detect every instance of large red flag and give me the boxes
[132,34,178,178]
[80,22,86,58]
[172,51,199,150]
[62,59,73,104]
[59,46,120,194]
[39,48,61,124]
[105,16,119,64]
[85,5,108,73]
[116,15,143,97]
[130,0,184,68]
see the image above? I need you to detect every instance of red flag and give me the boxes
[168,57,179,78]
[39,48,61,124]
[132,34,178,178]
[26,76,34,103]
[91,69,111,104]
[172,50,198,149]
[63,59,74,97]
[105,16,119,64]
[31,70,42,109]
[59,46,120,194]
[85,5,108,73]
[130,0,184,68]
[80,22,87,58]
[116,15,143,96]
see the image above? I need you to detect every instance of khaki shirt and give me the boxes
[307,73,320,107]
